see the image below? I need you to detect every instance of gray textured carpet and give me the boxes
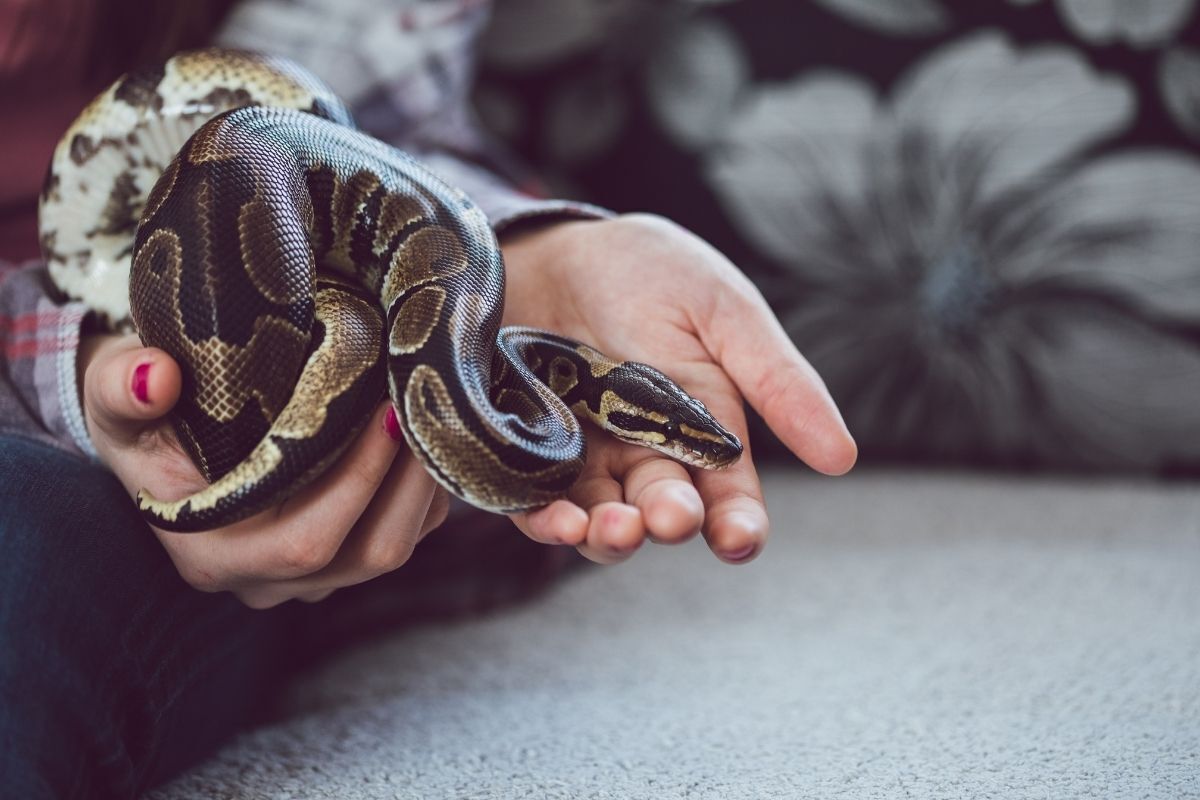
[150,469,1200,799]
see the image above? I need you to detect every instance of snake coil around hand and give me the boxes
[38,48,742,532]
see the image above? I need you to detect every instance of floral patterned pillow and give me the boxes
[476,0,1200,473]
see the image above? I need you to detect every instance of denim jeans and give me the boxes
[0,435,573,799]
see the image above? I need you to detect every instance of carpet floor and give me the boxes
[150,468,1200,799]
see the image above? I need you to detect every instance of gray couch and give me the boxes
[150,468,1200,799]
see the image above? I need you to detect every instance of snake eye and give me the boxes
[662,420,679,437]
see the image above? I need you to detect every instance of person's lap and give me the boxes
[0,434,577,799]
[0,434,300,798]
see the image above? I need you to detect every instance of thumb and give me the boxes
[84,341,182,445]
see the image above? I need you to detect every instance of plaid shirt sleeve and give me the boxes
[4,0,613,458]
[216,0,616,232]
[0,261,95,457]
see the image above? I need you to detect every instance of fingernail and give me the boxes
[383,406,402,441]
[723,544,756,563]
[666,485,703,517]
[132,363,151,404]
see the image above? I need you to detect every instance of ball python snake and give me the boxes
[39,48,742,533]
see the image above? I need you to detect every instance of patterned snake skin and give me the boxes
[39,49,742,532]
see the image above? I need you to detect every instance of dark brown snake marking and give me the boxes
[40,49,742,532]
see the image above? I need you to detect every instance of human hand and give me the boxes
[499,214,857,565]
[78,334,448,608]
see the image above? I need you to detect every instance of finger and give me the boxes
[704,281,857,476]
[629,378,766,564]
[568,470,645,557]
[621,457,704,545]
[576,501,644,565]
[691,421,769,564]
[344,447,437,571]
[167,402,403,586]
[85,345,182,442]
[263,448,440,600]
[568,471,625,508]
[229,462,438,608]
[231,585,334,610]
[418,488,450,540]
[232,589,283,610]
[509,500,589,546]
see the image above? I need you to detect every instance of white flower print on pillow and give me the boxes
[1010,0,1195,47]
[704,33,1200,469]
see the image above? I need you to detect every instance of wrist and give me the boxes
[498,216,599,258]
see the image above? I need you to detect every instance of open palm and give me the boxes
[499,214,858,564]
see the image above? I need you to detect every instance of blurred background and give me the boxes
[467,0,1200,477]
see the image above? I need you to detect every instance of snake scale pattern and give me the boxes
[39,49,742,532]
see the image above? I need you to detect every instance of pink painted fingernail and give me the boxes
[132,363,151,404]
[383,406,402,441]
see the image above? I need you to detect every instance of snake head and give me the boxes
[601,362,743,470]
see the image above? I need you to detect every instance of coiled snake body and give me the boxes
[39,49,741,532]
